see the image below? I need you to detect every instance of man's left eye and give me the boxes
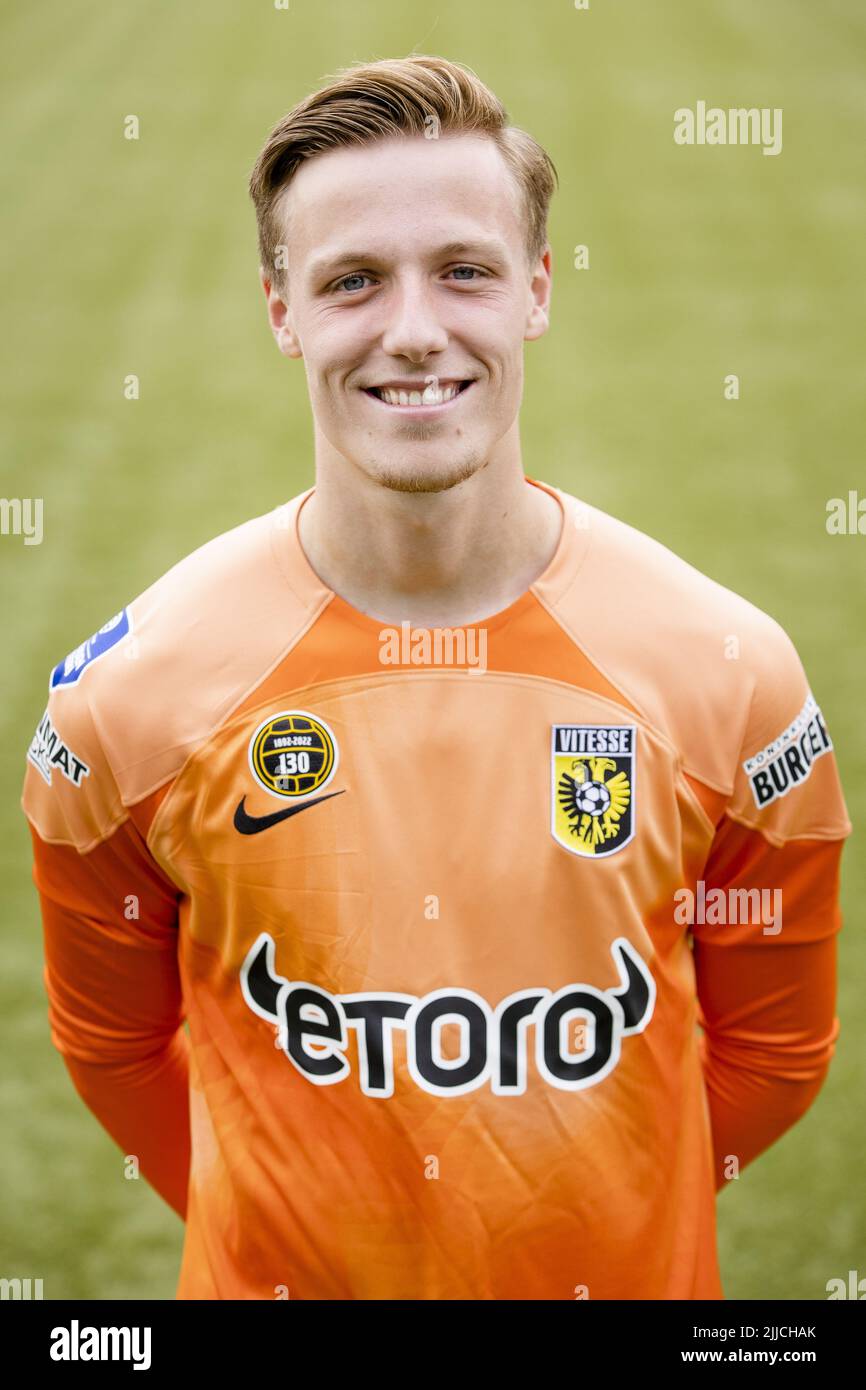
[450,266,485,281]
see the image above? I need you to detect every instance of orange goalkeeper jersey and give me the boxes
[21,477,852,1300]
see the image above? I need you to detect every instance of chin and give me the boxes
[365,453,488,496]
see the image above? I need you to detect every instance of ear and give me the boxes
[524,245,552,342]
[260,265,302,359]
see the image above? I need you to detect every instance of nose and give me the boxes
[379,272,449,362]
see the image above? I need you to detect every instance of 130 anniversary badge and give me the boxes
[248,710,339,800]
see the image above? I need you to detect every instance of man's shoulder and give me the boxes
[545,489,826,801]
[22,496,321,843]
[557,488,784,641]
[567,489,778,619]
[54,501,299,690]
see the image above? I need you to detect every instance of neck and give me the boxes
[297,453,563,628]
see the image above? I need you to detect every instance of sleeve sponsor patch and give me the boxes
[49,608,132,690]
[742,692,833,808]
[27,708,90,787]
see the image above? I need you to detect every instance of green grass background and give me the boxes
[1,0,863,1299]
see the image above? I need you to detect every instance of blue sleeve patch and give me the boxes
[50,608,132,689]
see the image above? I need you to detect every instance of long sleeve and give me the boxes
[692,820,844,1191]
[688,626,851,1192]
[22,656,191,1219]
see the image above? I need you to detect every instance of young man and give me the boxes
[22,56,851,1300]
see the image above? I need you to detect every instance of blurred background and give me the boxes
[1,0,863,1298]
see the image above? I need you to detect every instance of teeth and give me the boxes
[376,382,463,406]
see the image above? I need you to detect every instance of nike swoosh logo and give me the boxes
[233,789,345,836]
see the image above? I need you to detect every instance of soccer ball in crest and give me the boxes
[574,780,611,817]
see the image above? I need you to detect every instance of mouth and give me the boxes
[362,379,476,413]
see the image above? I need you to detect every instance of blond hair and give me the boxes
[248,55,558,295]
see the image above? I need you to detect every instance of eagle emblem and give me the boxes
[551,726,635,857]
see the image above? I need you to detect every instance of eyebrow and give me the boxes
[307,239,510,283]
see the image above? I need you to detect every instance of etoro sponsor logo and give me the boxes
[241,933,655,1097]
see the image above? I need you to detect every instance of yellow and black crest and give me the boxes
[551,725,635,858]
[248,710,339,800]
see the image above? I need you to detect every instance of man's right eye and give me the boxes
[332,273,375,294]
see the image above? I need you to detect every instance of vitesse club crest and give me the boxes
[248,710,339,800]
[552,725,635,858]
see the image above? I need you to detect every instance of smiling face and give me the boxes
[263,132,552,494]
